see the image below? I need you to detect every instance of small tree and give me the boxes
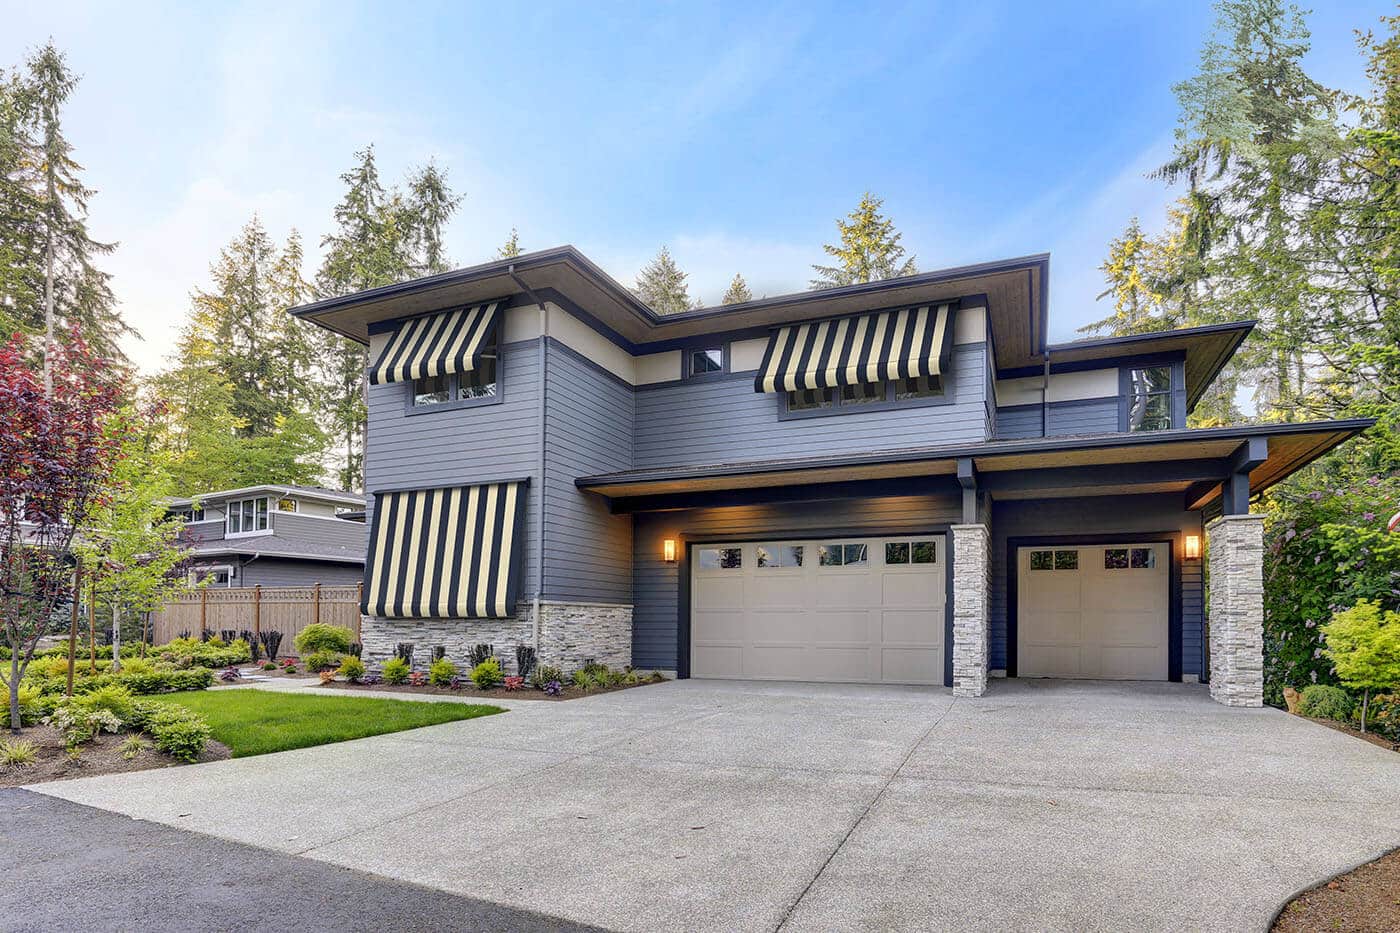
[495,228,522,260]
[1321,600,1400,733]
[721,273,752,304]
[810,192,917,288]
[634,246,693,314]
[0,331,127,731]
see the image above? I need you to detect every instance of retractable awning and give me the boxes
[754,303,955,393]
[362,480,527,619]
[369,302,501,386]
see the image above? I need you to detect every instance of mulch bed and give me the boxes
[1302,717,1399,753]
[1273,847,1400,932]
[0,724,231,788]
[312,679,658,701]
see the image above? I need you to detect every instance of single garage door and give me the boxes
[1017,542,1169,680]
[690,536,945,684]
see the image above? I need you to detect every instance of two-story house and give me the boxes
[291,248,1371,706]
[171,484,367,588]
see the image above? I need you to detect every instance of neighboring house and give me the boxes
[291,247,1371,706]
[170,485,366,588]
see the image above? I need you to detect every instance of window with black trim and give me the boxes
[1125,365,1172,431]
[784,376,943,414]
[410,332,499,407]
[687,347,724,378]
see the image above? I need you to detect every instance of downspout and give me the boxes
[510,265,548,655]
[1040,351,1051,437]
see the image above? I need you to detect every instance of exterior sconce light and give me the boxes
[1184,534,1201,560]
[662,539,677,562]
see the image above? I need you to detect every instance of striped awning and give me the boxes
[362,480,527,619]
[754,303,956,393]
[369,302,502,386]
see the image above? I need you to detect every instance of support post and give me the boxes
[951,524,990,697]
[956,457,978,525]
[1206,514,1265,706]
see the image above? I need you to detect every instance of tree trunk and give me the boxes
[9,656,21,734]
[42,165,56,397]
[111,602,121,673]
[1361,689,1369,734]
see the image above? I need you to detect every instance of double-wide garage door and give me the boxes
[1017,542,1169,680]
[690,536,945,685]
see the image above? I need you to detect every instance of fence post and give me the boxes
[200,587,208,638]
[314,582,321,625]
[253,584,262,637]
[356,582,363,640]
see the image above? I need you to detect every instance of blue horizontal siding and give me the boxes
[994,398,1120,440]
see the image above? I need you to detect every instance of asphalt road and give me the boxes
[0,787,599,932]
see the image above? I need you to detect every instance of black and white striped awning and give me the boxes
[362,480,527,619]
[754,303,956,393]
[369,302,502,386]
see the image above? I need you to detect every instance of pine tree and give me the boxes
[4,43,129,374]
[811,192,917,288]
[634,246,693,314]
[405,160,461,275]
[722,273,753,304]
[496,228,522,260]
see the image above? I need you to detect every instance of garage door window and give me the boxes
[1031,549,1079,570]
[698,547,742,569]
[756,544,803,568]
[885,540,938,564]
[818,543,868,567]
[1105,547,1157,570]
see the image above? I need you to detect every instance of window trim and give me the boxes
[778,373,952,420]
[402,343,504,416]
[682,343,729,381]
[226,496,271,538]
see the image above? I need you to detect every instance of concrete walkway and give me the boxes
[28,678,1400,932]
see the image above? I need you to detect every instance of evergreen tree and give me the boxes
[3,43,129,373]
[496,228,522,260]
[405,160,461,275]
[722,273,753,304]
[811,192,917,288]
[634,245,693,314]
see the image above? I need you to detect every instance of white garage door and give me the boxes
[690,536,945,685]
[1017,543,1168,680]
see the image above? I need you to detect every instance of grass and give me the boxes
[147,690,503,758]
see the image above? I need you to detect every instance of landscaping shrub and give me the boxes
[119,735,146,760]
[381,656,410,685]
[515,645,537,679]
[532,664,563,690]
[429,658,458,687]
[543,680,562,696]
[337,656,366,683]
[504,675,524,691]
[0,739,37,769]
[294,623,354,656]
[1361,693,1400,740]
[157,637,251,669]
[467,643,493,667]
[143,705,211,762]
[471,657,504,690]
[1296,684,1354,721]
[262,661,278,671]
[98,667,215,695]
[1321,599,1400,733]
[303,650,344,673]
[70,684,137,722]
[219,667,242,682]
[45,706,123,749]
[16,684,49,726]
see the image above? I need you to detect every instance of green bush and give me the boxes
[157,637,251,669]
[470,657,503,690]
[532,664,563,690]
[381,656,410,685]
[1297,684,1354,721]
[429,658,458,686]
[294,623,354,655]
[143,705,211,763]
[0,739,37,769]
[70,684,137,722]
[303,650,344,673]
[1361,693,1400,740]
[337,656,366,683]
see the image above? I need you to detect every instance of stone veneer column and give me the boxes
[951,524,990,698]
[1206,514,1265,707]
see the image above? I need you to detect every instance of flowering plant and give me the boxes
[504,675,524,691]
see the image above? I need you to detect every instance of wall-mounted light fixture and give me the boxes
[662,538,677,562]
[1184,534,1201,560]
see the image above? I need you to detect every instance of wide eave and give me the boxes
[575,419,1374,510]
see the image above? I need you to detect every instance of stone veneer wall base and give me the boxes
[1206,514,1265,707]
[951,523,990,698]
[359,601,632,674]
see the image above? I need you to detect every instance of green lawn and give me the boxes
[148,690,503,757]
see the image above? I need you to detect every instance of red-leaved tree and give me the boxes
[0,332,127,732]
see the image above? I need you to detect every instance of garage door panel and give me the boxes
[691,536,944,685]
[1024,609,1083,643]
[1020,644,1081,678]
[1100,645,1166,680]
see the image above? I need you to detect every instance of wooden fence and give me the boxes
[150,584,362,648]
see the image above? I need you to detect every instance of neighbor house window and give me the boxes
[190,565,233,587]
[1125,365,1173,431]
[227,497,269,535]
[173,507,206,522]
[687,347,724,378]
[785,376,943,415]
[410,332,499,407]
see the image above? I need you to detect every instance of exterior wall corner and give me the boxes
[951,523,991,697]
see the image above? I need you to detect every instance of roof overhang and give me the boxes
[289,246,1051,364]
[575,420,1373,512]
[168,486,365,508]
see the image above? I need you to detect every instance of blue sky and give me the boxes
[4,0,1392,372]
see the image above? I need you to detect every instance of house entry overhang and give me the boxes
[575,420,1374,514]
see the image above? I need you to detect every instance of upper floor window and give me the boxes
[172,506,206,522]
[785,375,944,416]
[1125,365,1173,432]
[227,497,270,535]
[686,346,724,378]
[411,333,498,407]
[276,497,298,513]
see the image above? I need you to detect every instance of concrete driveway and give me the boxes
[29,679,1400,932]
